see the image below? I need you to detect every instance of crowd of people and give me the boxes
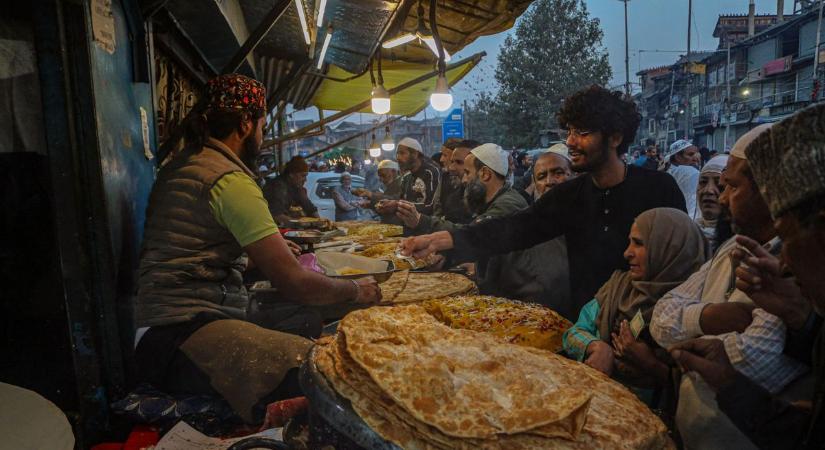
[133,73,825,448]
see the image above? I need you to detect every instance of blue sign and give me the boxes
[442,108,464,139]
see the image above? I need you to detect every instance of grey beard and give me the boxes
[463,179,488,215]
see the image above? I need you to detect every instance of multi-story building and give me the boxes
[637,3,824,152]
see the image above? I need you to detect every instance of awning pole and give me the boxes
[262,51,485,149]
[295,114,406,164]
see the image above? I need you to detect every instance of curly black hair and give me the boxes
[556,85,641,156]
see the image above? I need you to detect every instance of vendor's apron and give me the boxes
[178,319,312,423]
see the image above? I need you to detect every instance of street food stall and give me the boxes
[2,0,676,448]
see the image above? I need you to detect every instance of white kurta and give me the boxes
[667,164,700,219]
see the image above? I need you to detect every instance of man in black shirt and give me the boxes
[400,86,686,314]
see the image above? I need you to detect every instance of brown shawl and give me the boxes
[596,207,707,340]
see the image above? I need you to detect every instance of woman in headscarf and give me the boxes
[563,208,707,386]
[695,154,729,253]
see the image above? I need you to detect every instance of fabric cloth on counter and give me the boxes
[136,316,311,424]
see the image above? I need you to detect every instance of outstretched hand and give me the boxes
[670,338,737,391]
[731,235,811,330]
[398,231,454,260]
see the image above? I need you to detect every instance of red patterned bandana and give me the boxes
[205,74,267,114]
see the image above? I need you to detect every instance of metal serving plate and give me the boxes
[300,346,402,450]
[328,260,395,283]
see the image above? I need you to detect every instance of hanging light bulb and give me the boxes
[369,134,382,157]
[371,84,391,115]
[429,74,453,112]
[381,127,395,151]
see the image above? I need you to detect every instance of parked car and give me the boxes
[305,172,368,221]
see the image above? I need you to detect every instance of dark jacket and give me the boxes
[262,175,317,219]
[450,165,686,314]
[400,158,441,215]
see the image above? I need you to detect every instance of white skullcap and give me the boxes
[730,123,773,160]
[701,154,729,174]
[544,143,571,162]
[377,160,399,170]
[397,137,423,153]
[665,139,694,160]
[470,143,509,176]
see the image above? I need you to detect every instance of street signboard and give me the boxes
[442,108,464,139]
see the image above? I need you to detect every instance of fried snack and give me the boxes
[346,224,403,238]
[423,296,573,353]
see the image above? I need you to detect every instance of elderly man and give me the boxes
[662,139,702,219]
[397,143,527,287]
[483,146,575,317]
[696,154,729,253]
[262,156,318,224]
[670,103,825,449]
[355,160,403,224]
[134,74,380,424]
[400,85,686,314]
[332,172,367,221]
[650,124,808,449]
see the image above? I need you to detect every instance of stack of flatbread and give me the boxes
[380,271,477,304]
[314,306,672,449]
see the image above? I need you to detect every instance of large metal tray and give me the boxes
[299,346,402,450]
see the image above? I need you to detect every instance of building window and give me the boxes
[648,119,656,134]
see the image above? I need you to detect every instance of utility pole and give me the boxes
[724,42,732,150]
[684,0,692,140]
[621,0,631,96]
[813,0,824,77]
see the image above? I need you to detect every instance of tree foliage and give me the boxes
[468,0,612,148]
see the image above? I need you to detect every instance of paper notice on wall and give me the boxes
[91,0,116,54]
[140,107,154,160]
[155,421,283,450]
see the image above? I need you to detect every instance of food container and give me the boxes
[315,252,395,282]
[287,217,333,230]
[283,229,343,244]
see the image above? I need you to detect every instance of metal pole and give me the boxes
[299,114,406,163]
[813,0,824,77]
[665,70,676,145]
[685,0,692,140]
[221,0,292,74]
[724,43,731,150]
[624,0,631,95]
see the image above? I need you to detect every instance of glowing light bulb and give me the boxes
[429,74,453,112]
[371,84,391,115]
